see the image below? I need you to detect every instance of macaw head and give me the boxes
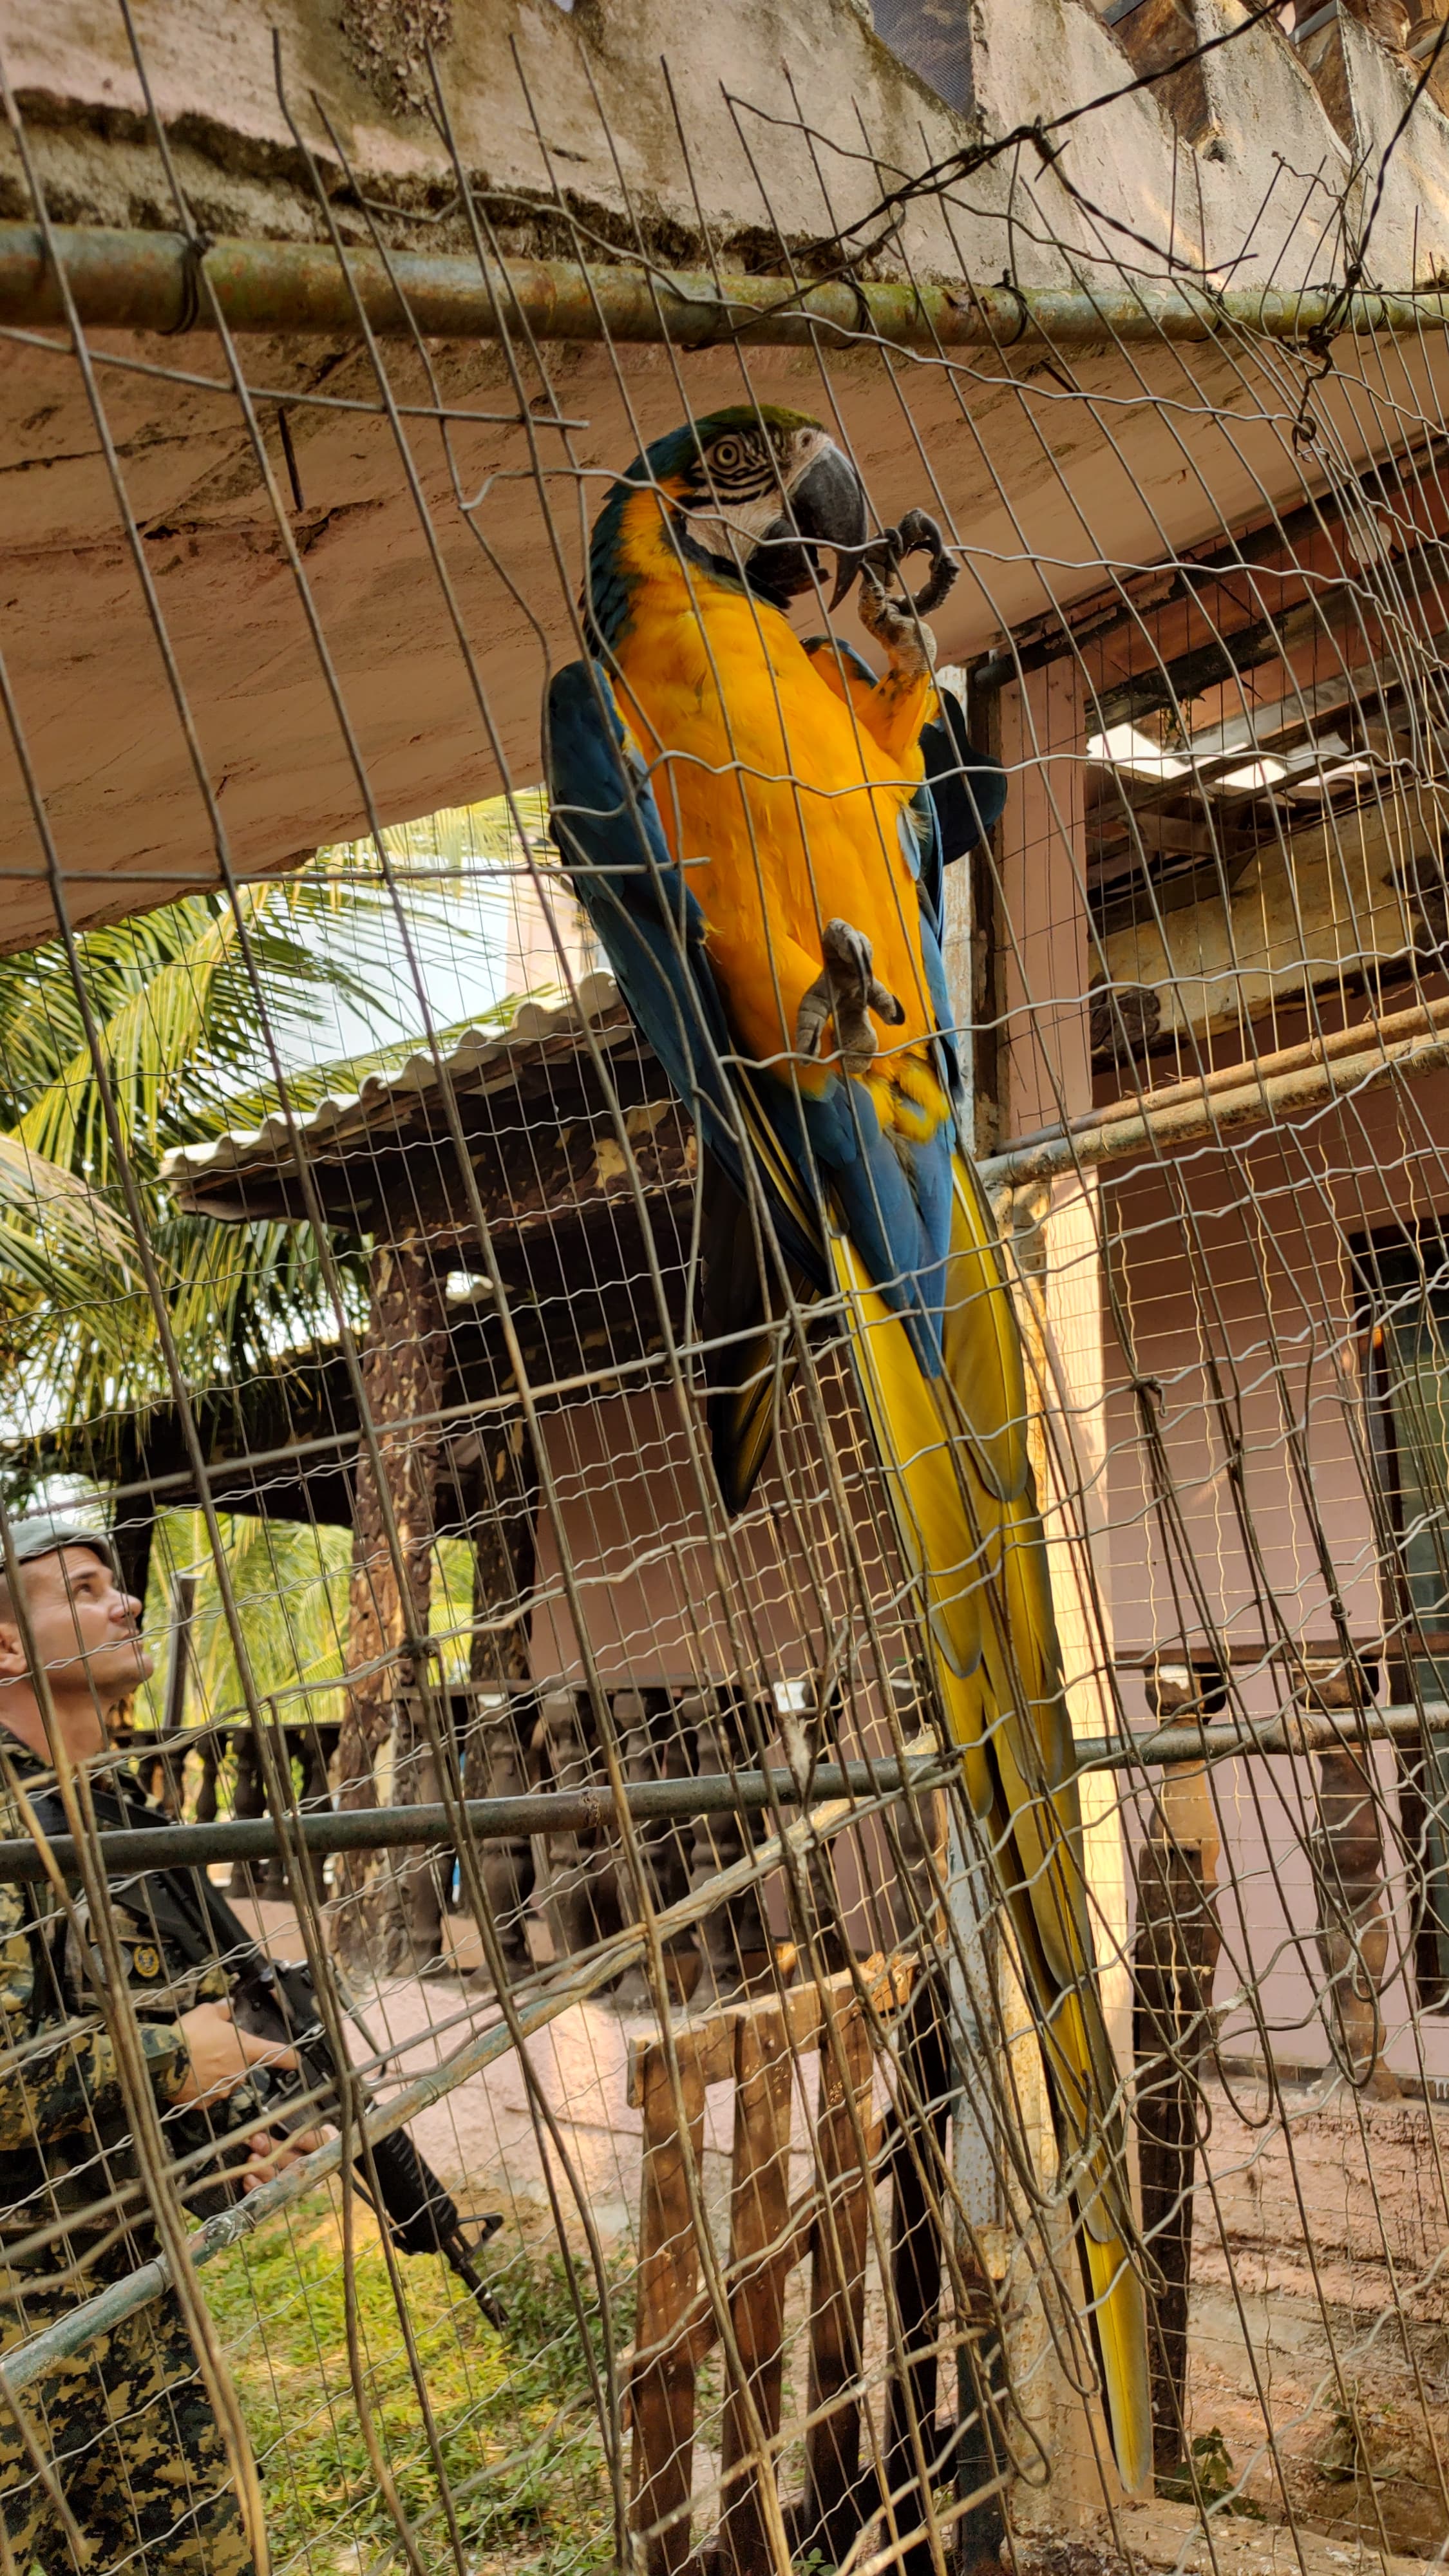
[586,406,871,642]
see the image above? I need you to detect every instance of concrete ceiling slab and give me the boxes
[1,0,1445,947]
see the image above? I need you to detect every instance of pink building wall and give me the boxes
[1103,1061,1449,2087]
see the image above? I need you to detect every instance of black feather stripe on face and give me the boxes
[687,422,793,508]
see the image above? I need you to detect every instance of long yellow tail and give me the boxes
[829,1160,1153,2499]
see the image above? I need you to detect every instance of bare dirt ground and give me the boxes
[230,1895,664,2245]
[1185,2076,1449,2558]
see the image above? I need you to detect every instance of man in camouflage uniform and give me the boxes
[0,1520,311,2573]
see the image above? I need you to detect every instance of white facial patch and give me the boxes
[690,425,834,561]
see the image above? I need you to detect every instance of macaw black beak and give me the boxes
[789,443,871,607]
[750,441,869,611]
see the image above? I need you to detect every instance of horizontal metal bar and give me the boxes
[0,1758,954,1880]
[978,1018,1449,1190]
[1075,1701,1447,1770]
[5,1702,1442,1885]
[5,224,1449,350]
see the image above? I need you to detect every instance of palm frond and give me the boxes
[11,882,401,1180]
[0,1133,139,1311]
[140,1511,352,1741]
[0,799,527,1441]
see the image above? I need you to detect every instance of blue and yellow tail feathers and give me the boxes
[829,1165,1152,2501]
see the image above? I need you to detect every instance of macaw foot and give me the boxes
[854,507,958,675]
[795,918,905,1075]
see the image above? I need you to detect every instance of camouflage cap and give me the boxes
[2,1517,119,1578]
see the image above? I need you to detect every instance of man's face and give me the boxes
[1,1548,152,1709]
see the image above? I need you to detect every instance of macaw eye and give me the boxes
[703,430,777,497]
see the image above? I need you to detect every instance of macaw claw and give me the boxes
[795,918,906,1077]
[857,508,959,616]
[848,509,958,674]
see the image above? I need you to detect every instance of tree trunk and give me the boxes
[193,1738,218,1826]
[462,1415,540,1983]
[331,1238,448,1975]
[229,1724,266,1900]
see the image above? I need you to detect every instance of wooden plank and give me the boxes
[799,1994,879,2564]
[1182,629,1447,761]
[622,1955,919,2570]
[1090,806,1254,864]
[719,2000,798,2576]
[630,2046,708,2576]
[626,1956,828,2113]
[883,1976,954,2576]
[1133,1828,1223,2478]
[628,2012,734,2111]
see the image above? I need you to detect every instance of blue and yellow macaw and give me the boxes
[544,404,1151,2496]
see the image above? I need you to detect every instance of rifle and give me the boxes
[23,1772,507,2332]
[228,1949,507,2331]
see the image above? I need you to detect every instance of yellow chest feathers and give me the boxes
[611,491,918,800]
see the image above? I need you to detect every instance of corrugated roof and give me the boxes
[160,971,628,1208]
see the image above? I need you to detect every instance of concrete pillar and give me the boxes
[990,663,1133,2522]
[331,1235,448,1975]
[998,659,1129,2056]
[998,661,1091,1139]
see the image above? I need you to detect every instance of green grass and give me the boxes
[205,2197,630,2576]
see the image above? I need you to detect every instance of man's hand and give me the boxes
[239,2126,327,2193]
[173,1998,298,2108]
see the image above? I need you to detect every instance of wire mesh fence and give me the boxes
[0,5,1446,2573]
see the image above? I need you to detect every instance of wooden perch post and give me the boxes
[1132,1663,1225,2481]
[626,1955,917,2576]
[332,1236,448,1973]
[1298,1656,1402,2099]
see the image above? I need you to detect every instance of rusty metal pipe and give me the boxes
[996,991,1449,1161]
[0,1705,1437,1886]
[0,1757,953,1882]
[979,1021,1449,1189]
[1076,1701,1445,1769]
[5,223,1449,348]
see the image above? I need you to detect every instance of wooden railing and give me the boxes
[624,1951,926,2576]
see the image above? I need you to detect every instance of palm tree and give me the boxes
[134,1507,480,1759]
[0,876,380,1454]
[0,794,553,1464]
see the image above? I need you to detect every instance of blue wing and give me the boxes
[545,659,821,1285]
